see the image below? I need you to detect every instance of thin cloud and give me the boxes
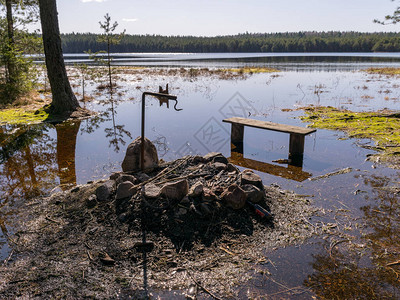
[122,18,138,22]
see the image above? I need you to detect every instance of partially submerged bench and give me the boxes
[222,117,316,159]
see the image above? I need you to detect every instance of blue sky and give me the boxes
[55,0,399,36]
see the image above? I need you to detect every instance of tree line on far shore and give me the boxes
[61,31,400,53]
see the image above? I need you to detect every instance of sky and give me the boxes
[52,0,400,36]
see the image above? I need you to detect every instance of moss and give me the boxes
[364,68,400,76]
[0,107,49,125]
[301,106,400,162]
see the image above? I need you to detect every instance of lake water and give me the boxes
[2,53,400,298]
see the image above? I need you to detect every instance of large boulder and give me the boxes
[122,137,158,172]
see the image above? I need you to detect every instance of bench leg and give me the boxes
[289,133,305,160]
[231,124,244,144]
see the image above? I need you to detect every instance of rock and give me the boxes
[213,162,226,171]
[190,155,206,164]
[118,212,131,223]
[86,194,97,208]
[241,184,264,204]
[180,196,191,205]
[189,203,202,216]
[116,181,137,200]
[99,252,115,265]
[160,179,189,201]
[188,181,203,198]
[96,180,115,201]
[199,203,212,216]
[240,169,263,190]
[144,183,161,198]
[122,137,159,172]
[203,152,223,162]
[212,186,224,196]
[202,188,217,202]
[50,186,63,195]
[212,155,229,165]
[221,184,247,210]
[227,163,239,173]
[110,171,122,181]
[176,207,188,217]
[116,174,138,185]
[135,172,151,183]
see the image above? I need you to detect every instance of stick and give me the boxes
[45,216,60,224]
[156,173,209,185]
[329,239,349,257]
[219,246,236,256]
[3,249,14,265]
[387,260,400,267]
[187,271,224,300]
[134,157,189,188]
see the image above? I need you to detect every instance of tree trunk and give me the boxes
[38,0,80,116]
[5,0,16,83]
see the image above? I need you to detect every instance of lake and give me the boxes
[2,53,400,298]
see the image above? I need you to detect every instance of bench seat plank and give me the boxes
[223,117,316,136]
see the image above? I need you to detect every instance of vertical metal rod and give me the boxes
[141,93,146,171]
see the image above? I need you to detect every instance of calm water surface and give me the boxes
[2,53,400,298]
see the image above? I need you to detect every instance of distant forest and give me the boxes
[61,32,400,53]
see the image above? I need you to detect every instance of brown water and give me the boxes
[1,55,400,298]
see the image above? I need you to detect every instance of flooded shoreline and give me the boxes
[1,61,400,298]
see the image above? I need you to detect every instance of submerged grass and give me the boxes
[220,67,280,73]
[301,106,400,166]
[364,68,400,76]
[0,107,49,125]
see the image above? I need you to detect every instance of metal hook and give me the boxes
[171,99,183,111]
[140,87,182,170]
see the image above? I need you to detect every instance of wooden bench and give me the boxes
[222,117,316,159]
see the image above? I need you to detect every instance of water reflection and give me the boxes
[61,53,400,72]
[229,143,312,182]
[102,93,132,152]
[56,121,81,187]
[1,58,400,296]
[0,121,86,255]
[305,173,400,299]
[0,124,57,202]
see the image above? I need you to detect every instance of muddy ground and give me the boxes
[0,154,320,299]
